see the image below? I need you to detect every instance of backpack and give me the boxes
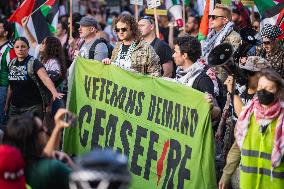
[10,57,52,108]
[192,72,226,111]
[89,38,114,59]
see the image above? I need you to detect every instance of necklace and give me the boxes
[114,41,136,69]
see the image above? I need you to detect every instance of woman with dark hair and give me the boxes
[257,24,284,78]
[220,68,284,189]
[40,36,67,88]
[102,14,161,76]
[5,37,63,119]
[3,109,74,189]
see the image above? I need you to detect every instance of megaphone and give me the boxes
[165,0,184,28]
[207,43,247,84]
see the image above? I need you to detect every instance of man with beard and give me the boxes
[185,15,199,38]
[231,1,251,32]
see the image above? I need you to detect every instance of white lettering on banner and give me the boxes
[147,0,161,9]
[130,0,143,6]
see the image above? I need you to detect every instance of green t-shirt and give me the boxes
[25,159,71,189]
[0,41,15,86]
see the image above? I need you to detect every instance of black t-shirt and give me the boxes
[192,71,215,96]
[150,38,173,65]
[120,44,130,60]
[240,89,255,105]
[9,55,44,107]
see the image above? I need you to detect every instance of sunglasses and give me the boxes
[262,41,272,45]
[208,15,225,20]
[115,27,128,33]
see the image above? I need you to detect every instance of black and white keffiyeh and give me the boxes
[175,61,205,87]
[202,22,235,57]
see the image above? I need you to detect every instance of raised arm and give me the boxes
[21,16,38,49]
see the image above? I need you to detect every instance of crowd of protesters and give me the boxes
[0,0,284,189]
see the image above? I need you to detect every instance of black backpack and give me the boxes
[89,38,114,59]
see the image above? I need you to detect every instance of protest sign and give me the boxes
[130,0,143,6]
[64,57,217,189]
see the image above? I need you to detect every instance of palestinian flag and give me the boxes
[254,0,284,39]
[198,0,215,41]
[8,0,59,43]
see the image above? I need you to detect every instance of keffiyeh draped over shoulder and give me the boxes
[175,60,205,87]
[236,98,284,168]
[202,22,235,57]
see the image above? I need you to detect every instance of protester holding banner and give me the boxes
[173,36,221,120]
[0,19,15,124]
[257,24,284,78]
[77,16,110,61]
[138,16,174,78]
[6,37,63,119]
[102,14,161,76]
[235,68,284,189]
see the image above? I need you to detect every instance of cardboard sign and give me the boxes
[130,0,143,6]
[147,0,161,9]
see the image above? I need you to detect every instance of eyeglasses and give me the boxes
[140,16,154,24]
[208,15,225,20]
[262,41,271,45]
[115,27,128,33]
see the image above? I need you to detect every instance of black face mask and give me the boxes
[257,89,275,105]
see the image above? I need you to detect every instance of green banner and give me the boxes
[64,57,217,189]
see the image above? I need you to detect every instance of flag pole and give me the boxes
[183,0,186,33]
[251,5,255,25]
[154,8,160,38]
[27,0,49,17]
[135,4,139,22]
[70,0,73,38]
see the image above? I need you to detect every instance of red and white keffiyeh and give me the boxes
[236,98,284,168]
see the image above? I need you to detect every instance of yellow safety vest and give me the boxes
[240,113,284,189]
